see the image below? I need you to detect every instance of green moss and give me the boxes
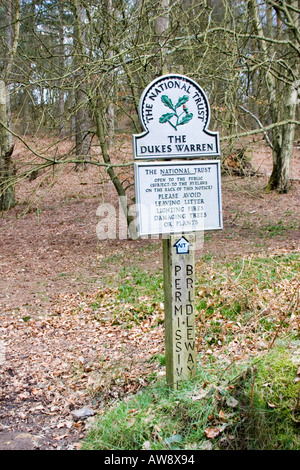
[239,344,300,450]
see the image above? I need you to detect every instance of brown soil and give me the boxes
[0,137,299,449]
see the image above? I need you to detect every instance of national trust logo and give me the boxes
[159,94,193,131]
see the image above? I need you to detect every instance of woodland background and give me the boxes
[0,0,299,213]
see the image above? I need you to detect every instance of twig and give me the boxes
[238,105,273,149]
[220,120,300,142]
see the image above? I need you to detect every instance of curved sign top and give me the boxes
[133,74,220,159]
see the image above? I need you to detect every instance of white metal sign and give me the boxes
[134,160,222,237]
[133,74,220,159]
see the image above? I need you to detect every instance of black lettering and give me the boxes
[186,304,193,315]
[175,329,182,341]
[185,342,195,352]
[187,352,195,362]
[175,265,181,275]
[174,305,183,315]
[186,264,193,276]
[187,328,194,340]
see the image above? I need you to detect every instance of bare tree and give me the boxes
[0,0,20,210]
[247,0,299,192]
[72,0,91,164]
[1,0,299,217]
[153,0,170,74]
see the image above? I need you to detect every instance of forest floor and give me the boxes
[0,136,299,450]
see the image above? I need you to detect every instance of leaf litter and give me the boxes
[0,291,165,449]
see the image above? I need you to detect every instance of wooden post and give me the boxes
[163,233,197,389]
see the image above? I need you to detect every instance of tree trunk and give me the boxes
[73,1,91,166]
[153,0,170,75]
[0,80,15,211]
[95,109,137,240]
[106,0,115,148]
[249,0,298,193]
[0,0,20,209]
[75,75,91,163]
[267,82,298,192]
[58,0,66,138]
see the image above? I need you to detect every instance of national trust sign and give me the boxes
[133,74,220,159]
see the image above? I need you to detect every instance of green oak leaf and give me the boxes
[159,112,175,123]
[161,95,175,110]
[178,113,193,126]
[175,95,189,109]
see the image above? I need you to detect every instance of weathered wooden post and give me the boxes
[133,74,222,388]
[163,233,197,387]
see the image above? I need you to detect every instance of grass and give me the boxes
[90,266,164,327]
[116,266,164,304]
[88,251,299,335]
[81,251,300,450]
[82,357,243,451]
[260,219,298,238]
[195,252,299,349]
[82,341,300,450]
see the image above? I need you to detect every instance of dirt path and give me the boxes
[0,140,299,449]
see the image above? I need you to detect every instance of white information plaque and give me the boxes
[134,160,222,237]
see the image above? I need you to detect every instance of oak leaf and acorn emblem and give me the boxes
[159,95,193,130]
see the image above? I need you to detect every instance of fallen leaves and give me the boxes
[204,427,222,439]
[226,396,239,408]
[0,291,165,449]
[204,408,232,440]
